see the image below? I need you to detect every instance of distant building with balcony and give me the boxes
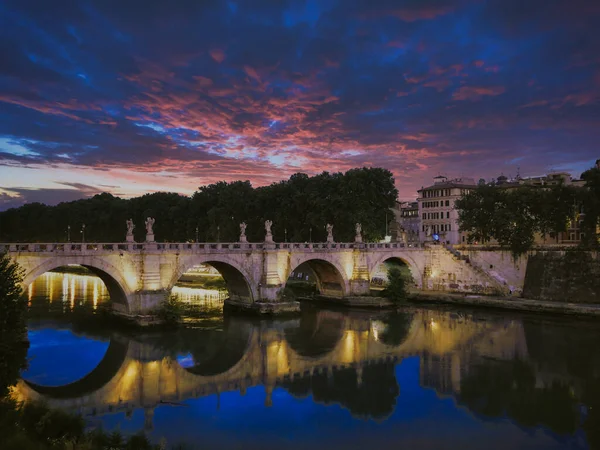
[390,201,420,245]
[417,176,477,245]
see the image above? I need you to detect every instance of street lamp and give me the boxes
[309,227,312,243]
[195,226,199,243]
[81,224,86,243]
[67,225,71,242]
[285,228,287,243]
[217,225,220,243]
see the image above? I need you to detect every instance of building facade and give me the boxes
[417,176,476,245]
[390,201,420,246]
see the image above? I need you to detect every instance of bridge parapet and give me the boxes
[0,241,422,255]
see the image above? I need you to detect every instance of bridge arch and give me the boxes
[176,318,255,377]
[286,256,350,298]
[284,308,345,359]
[368,253,423,289]
[171,256,257,303]
[22,338,129,399]
[22,257,133,310]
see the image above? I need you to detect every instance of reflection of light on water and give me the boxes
[371,320,386,342]
[82,277,88,304]
[93,279,99,310]
[28,283,32,306]
[172,285,226,307]
[176,353,195,368]
[29,271,110,312]
[70,277,75,310]
[430,319,438,331]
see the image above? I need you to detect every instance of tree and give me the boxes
[382,267,408,303]
[0,252,27,397]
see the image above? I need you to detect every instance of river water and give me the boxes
[12,272,600,449]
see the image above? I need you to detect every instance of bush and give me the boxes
[157,295,183,326]
[382,267,409,304]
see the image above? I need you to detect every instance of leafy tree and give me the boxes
[0,167,398,244]
[382,267,408,303]
[0,252,27,397]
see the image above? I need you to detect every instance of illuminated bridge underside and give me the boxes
[12,310,528,420]
[3,242,508,314]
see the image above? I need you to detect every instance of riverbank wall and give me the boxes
[522,251,600,304]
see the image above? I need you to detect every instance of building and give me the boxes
[390,201,420,245]
[417,176,476,245]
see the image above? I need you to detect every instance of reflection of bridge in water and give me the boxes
[13,307,529,427]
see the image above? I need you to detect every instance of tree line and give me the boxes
[0,168,398,243]
[456,164,600,256]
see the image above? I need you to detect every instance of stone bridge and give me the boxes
[12,308,528,427]
[1,241,507,315]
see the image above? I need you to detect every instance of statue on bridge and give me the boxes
[239,222,247,243]
[326,223,334,243]
[145,217,155,243]
[355,223,362,243]
[126,219,135,243]
[264,220,273,243]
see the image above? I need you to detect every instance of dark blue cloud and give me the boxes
[0,0,599,205]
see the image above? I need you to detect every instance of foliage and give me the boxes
[0,167,398,243]
[0,398,162,449]
[382,267,408,304]
[157,295,183,326]
[456,165,600,257]
[0,252,27,398]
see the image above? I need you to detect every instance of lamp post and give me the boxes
[217,225,220,243]
[285,228,287,243]
[81,224,86,244]
[67,225,71,242]
[195,227,199,243]
[309,227,312,243]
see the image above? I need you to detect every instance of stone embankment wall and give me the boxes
[455,248,529,296]
[523,251,600,303]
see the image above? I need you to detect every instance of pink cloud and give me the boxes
[452,86,506,101]
[209,48,226,63]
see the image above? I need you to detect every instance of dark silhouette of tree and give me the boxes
[0,167,398,243]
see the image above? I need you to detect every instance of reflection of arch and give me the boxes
[287,257,349,298]
[177,318,253,376]
[369,254,422,288]
[22,258,132,309]
[173,257,255,303]
[23,339,129,399]
[285,309,344,358]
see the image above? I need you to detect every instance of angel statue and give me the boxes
[145,217,155,235]
[264,220,274,242]
[239,222,247,242]
[265,220,273,235]
[326,223,334,243]
[355,223,362,243]
[126,219,135,235]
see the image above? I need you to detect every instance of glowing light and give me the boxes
[371,320,385,342]
[430,319,438,331]
[93,279,99,310]
[28,283,32,306]
[70,276,75,310]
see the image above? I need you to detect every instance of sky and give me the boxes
[1,0,599,209]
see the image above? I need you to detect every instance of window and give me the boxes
[422,213,426,219]
[445,200,449,206]
[447,211,450,219]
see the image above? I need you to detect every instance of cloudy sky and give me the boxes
[1,0,599,209]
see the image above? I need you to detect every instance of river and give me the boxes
[11,271,600,449]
